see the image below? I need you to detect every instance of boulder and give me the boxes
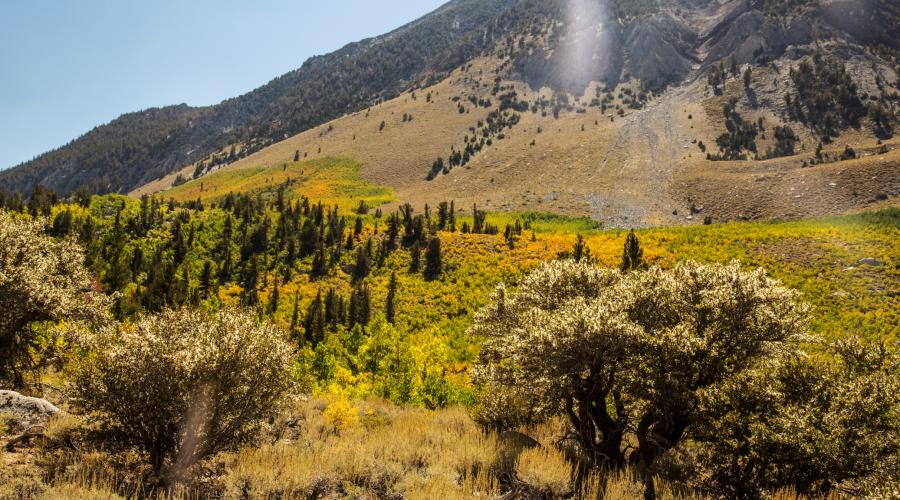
[858,258,882,267]
[0,390,60,430]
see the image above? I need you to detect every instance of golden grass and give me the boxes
[516,446,573,497]
[219,399,499,498]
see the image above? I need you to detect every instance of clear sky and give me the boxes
[0,0,447,170]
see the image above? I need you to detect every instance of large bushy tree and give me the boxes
[472,260,809,496]
[0,212,110,387]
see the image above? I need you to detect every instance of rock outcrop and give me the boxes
[0,390,60,430]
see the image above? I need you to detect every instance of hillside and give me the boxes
[4,0,899,229]
[145,50,899,227]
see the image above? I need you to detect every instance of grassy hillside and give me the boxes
[164,157,396,212]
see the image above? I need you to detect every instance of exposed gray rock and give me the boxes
[858,258,882,266]
[0,390,60,430]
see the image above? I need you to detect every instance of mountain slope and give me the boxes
[4,0,900,228]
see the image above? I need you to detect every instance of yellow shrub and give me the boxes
[323,398,359,433]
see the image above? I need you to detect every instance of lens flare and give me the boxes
[561,0,615,92]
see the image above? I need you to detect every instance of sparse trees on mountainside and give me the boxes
[73,308,294,482]
[767,125,799,158]
[785,53,866,140]
[472,260,812,497]
[0,213,111,387]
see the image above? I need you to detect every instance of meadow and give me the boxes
[1,181,897,498]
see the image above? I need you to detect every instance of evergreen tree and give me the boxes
[240,256,260,306]
[324,288,343,328]
[268,279,280,316]
[310,241,328,279]
[352,245,371,282]
[219,216,234,284]
[437,202,449,231]
[409,242,421,273]
[130,247,144,281]
[303,291,325,347]
[449,200,456,232]
[424,237,442,280]
[572,235,593,263]
[290,294,301,342]
[385,272,398,324]
[199,261,215,297]
[621,229,645,272]
[348,285,372,328]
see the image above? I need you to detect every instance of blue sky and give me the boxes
[0,0,446,169]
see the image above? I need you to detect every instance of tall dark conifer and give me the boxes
[621,230,645,272]
[385,272,398,324]
[424,237,442,280]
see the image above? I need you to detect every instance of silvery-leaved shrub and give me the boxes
[74,307,295,482]
[471,259,809,496]
[0,212,111,387]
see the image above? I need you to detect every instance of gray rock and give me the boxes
[858,258,882,267]
[0,390,60,430]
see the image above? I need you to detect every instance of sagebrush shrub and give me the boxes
[0,212,110,387]
[74,308,294,479]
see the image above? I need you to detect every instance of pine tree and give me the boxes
[294,150,300,162]
[437,202,449,231]
[352,245,371,281]
[385,272,398,324]
[240,256,260,306]
[325,288,341,328]
[409,242,421,273]
[290,294,301,341]
[310,241,328,279]
[304,291,325,347]
[348,285,372,328]
[219,216,234,284]
[424,237,442,280]
[572,235,593,263]
[199,261,215,297]
[449,201,456,232]
[268,279,280,316]
[621,229,645,272]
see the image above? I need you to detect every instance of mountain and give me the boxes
[3,0,899,226]
[0,0,520,194]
